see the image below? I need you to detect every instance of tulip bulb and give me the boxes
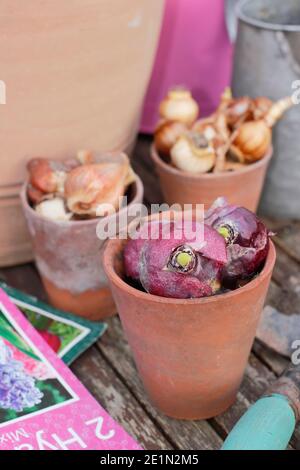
[35,198,72,221]
[159,87,199,126]
[64,153,135,216]
[154,120,188,156]
[170,133,216,173]
[27,158,67,194]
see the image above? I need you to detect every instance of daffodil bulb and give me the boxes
[170,133,216,173]
[159,87,199,126]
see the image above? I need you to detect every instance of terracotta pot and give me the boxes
[103,220,276,419]
[0,0,164,266]
[20,176,144,321]
[0,194,33,267]
[151,145,272,211]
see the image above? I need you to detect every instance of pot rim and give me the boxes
[103,233,276,306]
[151,144,273,181]
[20,174,144,227]
[236,0,300,32]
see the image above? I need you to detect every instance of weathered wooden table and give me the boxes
[1,135,300,450]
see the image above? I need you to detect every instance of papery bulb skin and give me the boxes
[124,219,227,299]
[205,198,270,284]
[64,153,135,216]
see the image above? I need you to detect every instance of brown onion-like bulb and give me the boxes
[232,120,271,163]
[154,120,187,156]
[159,87,199,126]
[64,153,135,216]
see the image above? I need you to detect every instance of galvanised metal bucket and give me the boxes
[232,0,300,219]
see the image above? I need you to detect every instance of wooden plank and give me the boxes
[273,223,300,264]
[0,263,48,301]
[253,340,289,376]
[72,346,173,450]
[272,247,300,303]
[97,316,223,450]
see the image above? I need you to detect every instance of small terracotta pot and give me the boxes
[103,223,276,419]
[20,176,143,321]
[151,145,273,212]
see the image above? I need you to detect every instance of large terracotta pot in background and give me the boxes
[103,216,276,419]
[0,0,164,266]
[20,177,144,321]
[151,145,272,212]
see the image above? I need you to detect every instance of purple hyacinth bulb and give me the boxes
[205,198,271,284]
[0,339,43,412]
[124,219,227,299]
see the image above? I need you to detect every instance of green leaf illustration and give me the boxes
[0,314,40,361]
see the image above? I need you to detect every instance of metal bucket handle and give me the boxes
[275,31,300,76]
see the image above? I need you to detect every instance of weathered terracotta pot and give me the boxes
[0,194,33,266]
[20,176,144,321]
[103,220,276,419]
[151,145,272,211]
[0,0,164,266]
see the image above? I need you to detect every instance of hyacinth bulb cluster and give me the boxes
[0,338,43,412]
[123,200,271,299]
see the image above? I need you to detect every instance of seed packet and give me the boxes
[0,288,139,450]
[0,283,106,365]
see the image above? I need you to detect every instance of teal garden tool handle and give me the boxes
[221,365,300,450]
[222,394,296,450]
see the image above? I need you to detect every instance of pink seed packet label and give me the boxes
[0,288,140,450]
